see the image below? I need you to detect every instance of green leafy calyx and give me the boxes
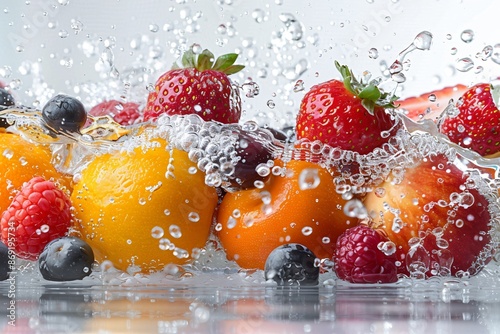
[335,61,398,114]
[172,48,245,75]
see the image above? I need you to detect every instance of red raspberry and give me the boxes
[334,225,398,284]
[0,177,72,260]
[89,100,141,126]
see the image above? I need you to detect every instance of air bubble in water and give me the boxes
[252,9,266,23]
[460,29,474,43]
[151,226,164,239]
[293,80,305,92]
[491,44,500,64]
[3,149,13,159]
[279,13,304,42]
[267,100,275,109]
[428,94,437,102]
[298,168,320,190]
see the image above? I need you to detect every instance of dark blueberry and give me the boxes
[42,94,87,134]
[38,237,94,281]
[229,128,274,190]
[0,241,11,281]
[0,88,15,128]
[264,243,319,286]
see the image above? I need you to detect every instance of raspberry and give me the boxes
[89,100,141,126]
[334,225,398,284]
[0,177,72,260]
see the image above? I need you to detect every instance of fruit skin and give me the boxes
[439,83,500,157]
[364,155,493,277]
[89,100,141,126]
[217,159,353,270]
[0,133,72,216]
[72,138,218,273]
[334,225,398,284]
[143,49,244,124]
[42,94,87,134]
[0,241,10,281]
[296,62,400,155]
[396,84,468,121]
[0,177,73,261]
[264,243,319,286]
[38,236,94,281]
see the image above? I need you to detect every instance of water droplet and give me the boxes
[252,9,267,23]
[298,168,320,190]
[151,226,165,239]
[301,226,313,236]
[413,31,433,50]
[293,79,305,92]
[58,29,69,38]
[343,199,368,218]
[267,100,275,109]
[188,212,200,222]
[455,57,474,72]
[368,48,379,59]
[40,224,49,233]
[460,29,474,43]
[450,47,458,55]
[279,13,304,41]
[3,149,13,159]
[149,23,159,33]
[169,225,182,238]
[428,94,437,102]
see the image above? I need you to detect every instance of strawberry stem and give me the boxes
[335,61,397,114]
[172,47,245,75]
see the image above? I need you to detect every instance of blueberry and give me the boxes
[0,241,11,281]
[38,237,94,281]
[264,243,319,286]
[229,128,274,190]
[42,94,87,134]
[0,88,15,128]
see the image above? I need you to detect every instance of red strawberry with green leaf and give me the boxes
[143,49,244,124]
[439,83,500,157]
[296,62,400,155]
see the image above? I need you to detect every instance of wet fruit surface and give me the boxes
[0,133,72,216]
[217,159,353,270]
[72,138,218,273]
[38,236,94,281]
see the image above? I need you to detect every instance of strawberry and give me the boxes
[143,49,244,124]
[439,83,500,157]
[296,62,400,155]
[0,177,72,260]
[89,100,141,126]
[396,84,468,121]
[334,225,398,284]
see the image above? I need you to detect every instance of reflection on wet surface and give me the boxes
[1,282,500,333]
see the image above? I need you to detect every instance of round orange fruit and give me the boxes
[0,132,72,214]
[71,138,218,273]
[216,159,353,269]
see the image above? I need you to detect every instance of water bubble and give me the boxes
[343,199,368,218]
[298,168,320,190]
[491,44,500,64]
[70,19,84,34]
[279,13,304,42]
[293,80,305,92]
[301,226,313,236]
[478,45,493,61]
[392,217,403,233]
[378,241,396,256]
[188,212,200,222]
[450,47,458,55]
[252,9,267,23]
[413,31,433,50]
[368,48,379,59]
[159,238,173,251]
[460,29,474,43]
[169,225,182,238]
[151,226,164,239]
[40,224,50,233]
[149,23,159,33]
[428,94,437,102]
[267,100,275,109]
[164,209,171,216]
[455,57,474,72]
[3,149,13,159]
[58,29,69,38]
